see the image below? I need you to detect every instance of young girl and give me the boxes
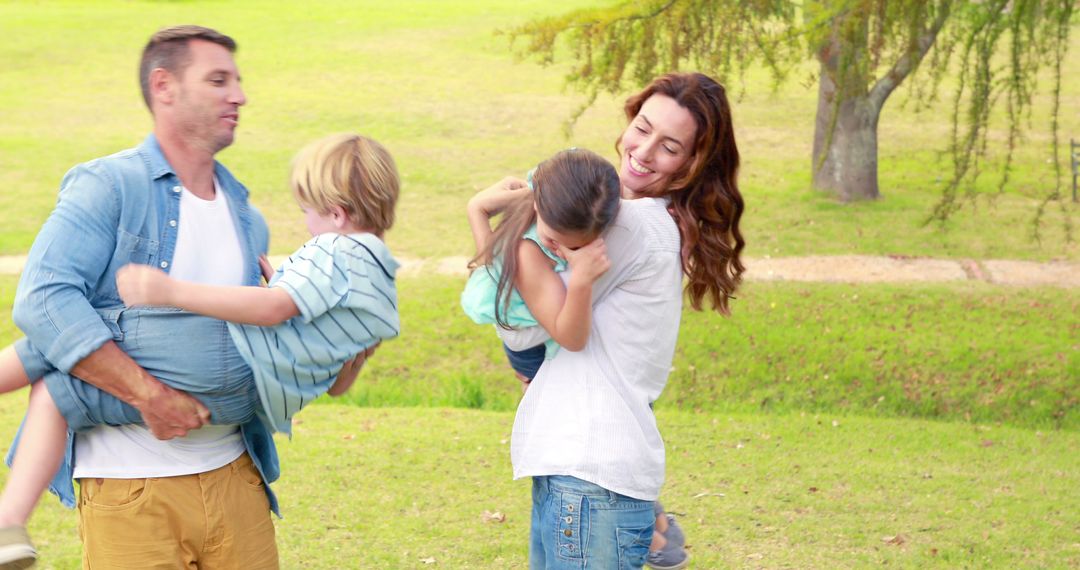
[0,132,400,568]
[460,148,621,385]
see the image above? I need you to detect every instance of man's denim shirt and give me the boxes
[11,134,281,515]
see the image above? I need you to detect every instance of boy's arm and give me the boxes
[117,264,300,326]
[514,238,610,352]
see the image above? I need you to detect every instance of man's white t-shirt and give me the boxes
[74,182,248,478]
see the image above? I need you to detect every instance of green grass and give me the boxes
[0,0,1076,260]
[2,273,1074,430]
[320,275,1079,430]
[3,405,1077,569]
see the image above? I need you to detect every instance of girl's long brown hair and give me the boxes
[470,149,620,329]
[619,72,745,314]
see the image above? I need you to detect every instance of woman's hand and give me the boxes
[467,176,530,219]
[116,264,173,307]
[559,238,611,287]
[327,342,380,396]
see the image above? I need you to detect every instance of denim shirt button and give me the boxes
[172,185,182,193]
[160,261,169,269]
[169,220,177,227]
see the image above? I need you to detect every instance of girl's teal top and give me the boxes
[460,224,566,354]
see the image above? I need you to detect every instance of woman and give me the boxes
[475,72,744,569]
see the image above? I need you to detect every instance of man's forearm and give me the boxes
[70,341,161,408]
[69,341,210,438]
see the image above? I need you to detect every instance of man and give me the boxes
[12,26,280,568]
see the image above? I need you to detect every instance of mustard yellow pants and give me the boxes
[77,453,278,569]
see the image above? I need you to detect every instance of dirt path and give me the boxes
[1,254,1076,287]
[274,254,1080,287]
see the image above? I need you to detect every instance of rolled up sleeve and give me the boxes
[12,165,119,373]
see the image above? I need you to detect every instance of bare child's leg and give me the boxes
[0,346,68,528]
[0,346,31,394]
[649,513,668,551]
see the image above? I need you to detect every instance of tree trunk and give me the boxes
[812,66,881,201]
[810,5,882,202]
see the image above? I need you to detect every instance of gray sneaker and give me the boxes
[646,543,690,570]
[663,514,685,549]
[0,525,36,569]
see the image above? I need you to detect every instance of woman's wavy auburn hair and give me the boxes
[619,72,745,314]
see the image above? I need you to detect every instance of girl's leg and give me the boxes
[0,346,31,395]
[0,382,68,527]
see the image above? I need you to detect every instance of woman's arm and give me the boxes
[514,238,610,351]
[117,264,300,326]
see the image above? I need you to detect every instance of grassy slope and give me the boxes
[0,0,1076,260]
[331,276,1079,430]
[2,270,1074,429]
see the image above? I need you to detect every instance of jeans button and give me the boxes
[565,516,573,524]
[564,529,572,537]
[567,504,574,512]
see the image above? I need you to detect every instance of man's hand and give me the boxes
[116,264,173,306]
[136,381,210,440]
[327,342,380,396]
[258,255,275,285]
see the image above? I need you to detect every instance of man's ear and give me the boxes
[149,68,176,108]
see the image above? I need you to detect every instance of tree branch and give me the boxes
[868,1,952,112]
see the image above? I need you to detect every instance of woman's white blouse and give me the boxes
[505,197,683,500]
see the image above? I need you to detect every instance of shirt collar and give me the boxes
[138,133,176,180]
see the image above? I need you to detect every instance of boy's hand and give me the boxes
[559,238,611,287]
[116,264,172,306]
[468,176,530,218]
[328,342,380,396]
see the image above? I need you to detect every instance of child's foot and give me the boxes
[646,540,689,570]
[663,513,685,548]
[0,525,36,569]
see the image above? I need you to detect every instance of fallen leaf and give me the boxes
[981,440,994,447]
[808,487,818,493]
[342,434,355,440]
[747,553,764,560]
[420,557,437,564]
[692,492,725,499]
[883,534,906,546]
[481,510,507,523]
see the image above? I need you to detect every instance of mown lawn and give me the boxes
[0,273,1076,567]
[1,405,1076,569]
[0,0,1076,260]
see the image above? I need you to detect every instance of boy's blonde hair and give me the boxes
[290,133,399,233]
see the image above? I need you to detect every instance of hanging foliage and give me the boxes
[508,0,1075,232]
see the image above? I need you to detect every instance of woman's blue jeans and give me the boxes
[530,475,655,569]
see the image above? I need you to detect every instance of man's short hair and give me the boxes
[139,25,237,109]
